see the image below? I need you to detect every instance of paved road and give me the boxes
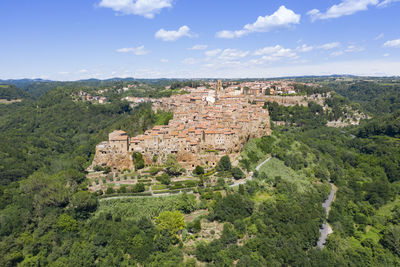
[230,157,272,187]
[316,183,337,249]
[256,157,272,171]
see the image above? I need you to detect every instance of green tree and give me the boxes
[57,214,77,232]
[165,154,184,176]
[381,225,400,256]
[133,153,145,170]
[133,182,145,193]
[231,167,245,180]
[217,156,232,171]
[194,165,204,175]
[70,191,98,219]
[157,173,171,185]
[155,210,186,238]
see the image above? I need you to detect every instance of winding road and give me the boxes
[316,182,337,249]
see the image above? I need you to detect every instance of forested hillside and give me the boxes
[0,85,171,185]
[0,84,30,100]
[333,81,400,115]
[1,78,400,266]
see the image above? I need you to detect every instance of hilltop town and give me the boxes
[90,81,273,172]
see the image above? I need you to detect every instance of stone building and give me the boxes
[90,87,271,171]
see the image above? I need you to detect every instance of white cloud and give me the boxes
[252,45,297,64]
[384,39,400,48]
[331,51,344,56]
[98,0,172,19]
[308,0,378,21]
[218,49,249,61]
[160,59,169,63]
[374,33,384,40]
[318,42,341,50]
[155,25,194,41]
[188,44,208,50]
[296,44,314,52]
[383,53,390,57]
[58,71,69,75]
[116,45,149,55]
[79,69,88,73]
[205,49,222,57]
[254,45,297,58]
[345,45,365,52]
[216,6,300,39]
[181,58,197,65]
[377,0,400,7]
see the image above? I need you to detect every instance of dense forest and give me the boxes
[0,84,31,100]
[1,78,400,266]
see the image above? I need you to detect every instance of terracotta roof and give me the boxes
[109,130,128,141]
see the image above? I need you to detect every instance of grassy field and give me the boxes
[257,157,311,192]
[95,194,193,220]
[252,191,272,202]
[356,196,400,244]
[376,196,400,218]
[152,184,168,191]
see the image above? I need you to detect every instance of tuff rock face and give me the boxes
[90,142,134,171]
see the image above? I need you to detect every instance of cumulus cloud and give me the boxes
[296,44,314,52]
[216,6,300,39]
[308,0,378,21]
[377,0,400,7]
[384,39,400,48]
[155,26,194,41]
[205,49,222,57]
[116,45,148,55]
[345,45,365,52]
[331,51,345,57]
[318,42,341,50]
[329,44,363,56]
[188,44,208,50]
[218,49,249,61]
[253,45,297,63]
[98,0,172,18]
[181,57,197,65]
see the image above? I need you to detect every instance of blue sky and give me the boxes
[1,0,400,80]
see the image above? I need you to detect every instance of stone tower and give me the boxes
[217,80,222,92]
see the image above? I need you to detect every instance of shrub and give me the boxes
[106,187,114,194]
[118,185,127,193]
[183,180,197,188]
[94,165,103,172]
[194,165,205,175]
[231,167,245,180]
[156,173,171,185]
[132,182,145,193]
[187,219,201,234]
[103,166,111,174]
[149,166,162,175]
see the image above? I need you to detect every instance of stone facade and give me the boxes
[90,88,271,171]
